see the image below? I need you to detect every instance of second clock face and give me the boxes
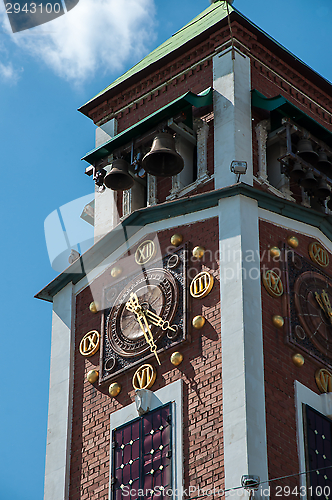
[294,271,332,357]
[107,268,179,358]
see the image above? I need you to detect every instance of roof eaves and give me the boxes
[35,183,332,302]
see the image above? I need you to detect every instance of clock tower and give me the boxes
[37,1,332,499]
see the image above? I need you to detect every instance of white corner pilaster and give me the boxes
[213,50,253,188]
[44,283,74,500]
[147,174,157,206]
[196,119,209,180]
[94,186,119,242]
[255,120,269,182]
[219,195,269,498]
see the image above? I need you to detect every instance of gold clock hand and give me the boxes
[144,309,177,333]
[322,290,332,323]
[315,292,325,312]
[125,293,161,365]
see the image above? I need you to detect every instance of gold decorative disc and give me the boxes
[79,331,100,357]
[315,368,332,393]
[309,242,329,268]
[132,364,157,390]
[135,240,156,265]
[190,272,214,299]
[262,270,283,298]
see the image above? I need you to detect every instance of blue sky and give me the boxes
[1,1,331,499]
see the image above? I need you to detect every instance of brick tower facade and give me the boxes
[37,2,332,499]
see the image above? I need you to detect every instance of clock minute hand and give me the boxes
[125,293,161,365]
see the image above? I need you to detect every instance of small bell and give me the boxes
[310,196,325,213]
[301,171,318,191]
[317,149,332,176]
[290,162,305,181]
[297,139,318,165]
[315,178,331,199]
[104,159,134,191]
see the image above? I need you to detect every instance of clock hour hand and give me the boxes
[144,309,177,333]
[125,293,161,365]
[315,290,332,325]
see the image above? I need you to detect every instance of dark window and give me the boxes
[112,404,172,500]
[305,405,332,498]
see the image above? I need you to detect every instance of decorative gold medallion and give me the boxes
[192,246,205,259]
[89,301,99,314]
[135,240,156,265]
[87,370,99,384]
[262,270,283,298]
[192,315,206,329]
[109,382,122,397]
[111,266,122,278]
[309,242,329,267]
[170,352,183,366]
[190,271,214,299]
[287,236,299,248]
[272,315,284,328]
[132,364,157,390]
[79,330,100,357]
[315,368,332,393]
[292,353,304,367]
[269,247,281,259]
[170,234,183,247]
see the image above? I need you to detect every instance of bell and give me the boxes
[301,170,318,191]
[142,132,184,177]
[327,197,332,211]
[297,139,318,165]
[315,178,331,199]
[104,159,134,191]
[290,162,305,180]
[310,196,325,212]
[317,149,332,176]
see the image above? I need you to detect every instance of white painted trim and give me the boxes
[294,381,332,499]
[108,380,183,500]
[219,196,269,499]
[74,205,219,296]
[258,208,332,253]
[44,283,74,500]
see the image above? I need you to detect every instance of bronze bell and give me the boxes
[104,159,134,191]
[315,178,331,199]
[301,170,318,191]
[290,162,305,180]
[317,149,332,176]
[297,139,318,165]
[142,132,184,177]
[310,196,325,212]
[327,197,332,211]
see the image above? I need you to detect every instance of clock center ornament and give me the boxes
[99,241,188,384]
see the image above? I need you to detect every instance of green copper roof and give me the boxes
[252,89,332,148]
[80,1,231,108]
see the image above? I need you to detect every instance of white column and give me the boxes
[219,195,269,498]
[255,120,269,182]
[213,49,253,188]
[44,283,74,500]
[94,186,119,242]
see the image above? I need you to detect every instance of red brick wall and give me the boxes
[70,219,222,500]
[260,219,332,496]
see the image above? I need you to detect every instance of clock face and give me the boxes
[294,271,332,357]
[99,244,188,383]
[108,268,178,358]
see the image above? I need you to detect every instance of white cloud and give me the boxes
[0,60,21,83]
[1,0,156,84]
